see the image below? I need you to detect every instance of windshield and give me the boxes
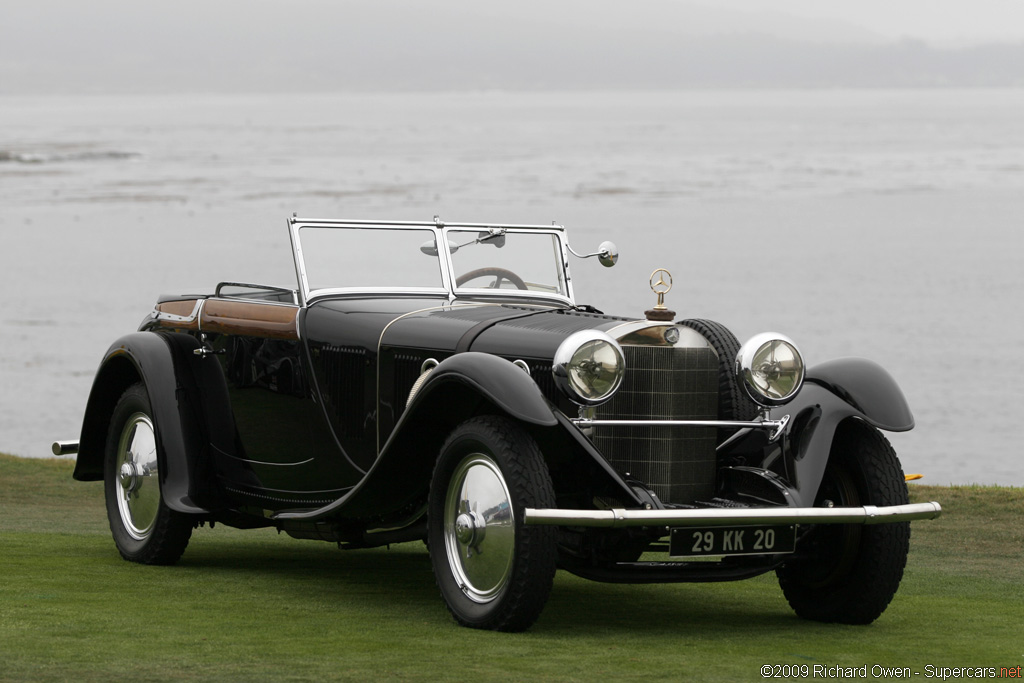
[298,225,444,292]
[291,220,571,303]
[450,229,567,297]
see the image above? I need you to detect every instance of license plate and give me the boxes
[669,525,796,557]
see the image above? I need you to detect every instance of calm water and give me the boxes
[2,89,1022,485]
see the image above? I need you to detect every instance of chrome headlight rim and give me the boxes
[736,332,805,407]
[552,330,626,407]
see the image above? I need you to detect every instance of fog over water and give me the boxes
[2,89,1023,485]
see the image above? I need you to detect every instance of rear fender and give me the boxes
[74,332,229,514]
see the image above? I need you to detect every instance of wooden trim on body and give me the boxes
[199,299,299,340]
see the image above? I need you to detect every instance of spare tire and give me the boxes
[679,318,760,439]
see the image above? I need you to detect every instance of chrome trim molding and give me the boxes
[602,320,711,350]
[290,217,567,231]
[153,298,202,324]
[524,501,942,528]
[223,453,315,467]
[51,440,79,456]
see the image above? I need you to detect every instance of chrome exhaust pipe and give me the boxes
[51,440,79,456]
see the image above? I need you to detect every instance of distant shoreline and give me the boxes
[4,83,1024,99]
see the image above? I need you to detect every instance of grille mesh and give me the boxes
[592,345,718,505]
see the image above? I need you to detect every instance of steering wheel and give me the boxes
[455,267,528,290]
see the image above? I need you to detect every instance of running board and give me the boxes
[524,501,942,528]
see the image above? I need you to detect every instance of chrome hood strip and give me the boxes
[523,501,942,528]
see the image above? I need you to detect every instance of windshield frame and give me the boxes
[287,217,576,307]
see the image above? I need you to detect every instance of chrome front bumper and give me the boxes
[523,501,942,528]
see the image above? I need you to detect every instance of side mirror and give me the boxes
[568,240,618,267]
[597,241,618,268]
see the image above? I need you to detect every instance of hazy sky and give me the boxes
[6,0,1024,46]
[707,0,1024,45]
[4,0,1024,93]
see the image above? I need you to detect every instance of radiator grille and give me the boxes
[592,345,718,505]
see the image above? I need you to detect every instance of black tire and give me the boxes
[428,416,557,631]
[104,383,193,565]
[776,420,910,624]
[678,319,760,438]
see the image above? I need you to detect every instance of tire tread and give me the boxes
[777,421,910,624]
[105,383,193,566]
[429,415,557,632]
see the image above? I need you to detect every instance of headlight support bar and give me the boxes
[572,414,790,442]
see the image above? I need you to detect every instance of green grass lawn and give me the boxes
[1,454,1021,682]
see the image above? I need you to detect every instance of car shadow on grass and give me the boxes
[538,575,800,636]
[161,532,803,635]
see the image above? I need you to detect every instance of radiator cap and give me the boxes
[645,268,676,321]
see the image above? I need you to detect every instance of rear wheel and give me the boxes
[428,416,557,631]
[776,421,910,624]
[104,383,193,565]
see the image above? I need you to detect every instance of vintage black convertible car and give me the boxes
[55,217,941,631]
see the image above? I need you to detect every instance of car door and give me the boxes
[201,296,364,509]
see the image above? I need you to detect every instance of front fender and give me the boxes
[73,332,212,514]
[748,357,914,506]
[805,357,914,432]
[420,352,559,427]
[275,352,641,523]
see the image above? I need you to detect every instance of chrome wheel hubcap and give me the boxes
[119,462,140,493]
[115,413,160,541]
[443,454,514,604]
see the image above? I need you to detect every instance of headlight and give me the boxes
[736,333,804,406]
[552,331,625,406]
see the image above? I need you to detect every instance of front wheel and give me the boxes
[776,420,910,624]
[104,383,193,565]
[428,416,557,631]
